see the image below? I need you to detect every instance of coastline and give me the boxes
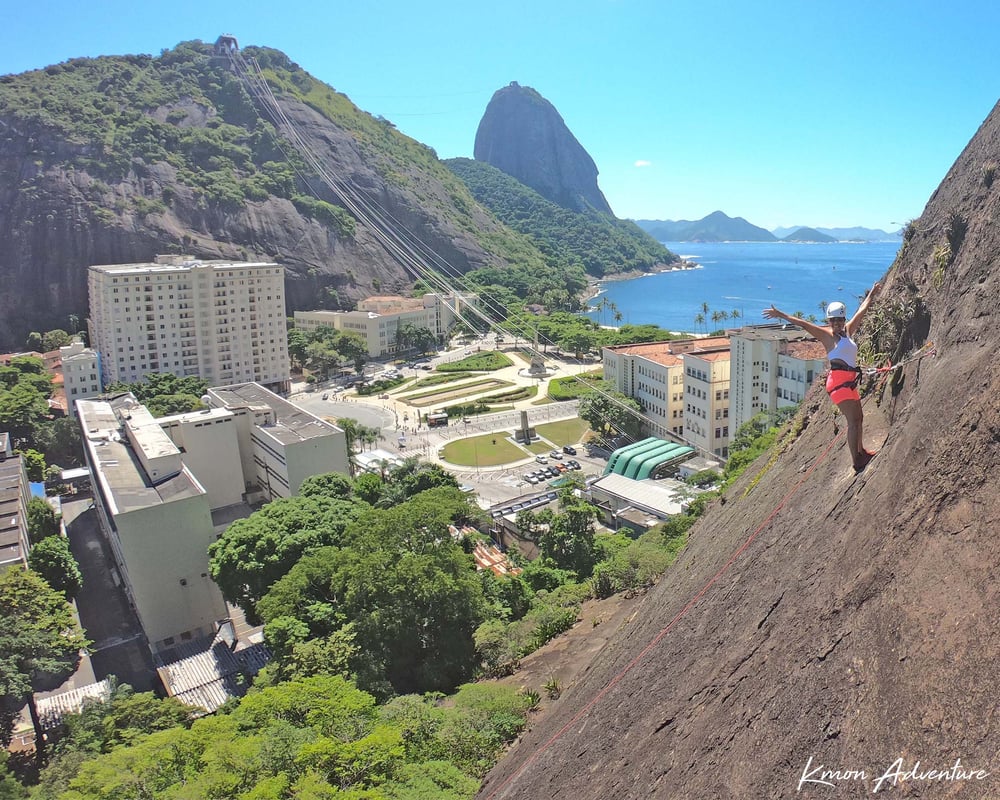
[583,259,701,303]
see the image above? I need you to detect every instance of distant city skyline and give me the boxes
[4,0,999,231]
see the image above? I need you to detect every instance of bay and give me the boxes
[586,241,901,334]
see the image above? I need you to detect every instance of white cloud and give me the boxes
[634,160,652,168]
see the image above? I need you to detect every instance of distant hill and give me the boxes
[772,225,899,241]
[447,158,676,278]
[780,226,837,243]
[474,82,613,215]
[635,211,777,242]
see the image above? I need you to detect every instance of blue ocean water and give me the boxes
[586,241,901,333]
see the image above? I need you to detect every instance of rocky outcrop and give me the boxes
[474,82,613,216]
[480,98,1000,798]
[0,50,510,350]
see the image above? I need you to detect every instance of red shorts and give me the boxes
[826,369,860,404]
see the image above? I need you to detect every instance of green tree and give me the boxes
[24,332,43,352]
[539,500,599,578]
[29,536,83,599]
[0,569,88,762]
[577,381,643,440]
[40,330,73,351]
[558,329,597,359]
[0,751,27,800]
[298,471,354,500]
[287,327,310,368]
[329,330,369,374]
[258,490,488,697]
[27,496,60,544]
[15,448,45,482]
[207,496,365,623]
[143,392,204,417]
[0,383,49,446]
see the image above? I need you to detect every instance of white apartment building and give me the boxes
[729,324,827,435]
[60,340,102,417]
[602,337,730,441]
[294,292,478,358]
[681,346,731,459]
[88,256,290,394]
[78,396,229,654]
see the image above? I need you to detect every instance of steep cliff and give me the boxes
[480,99,1000,798]
[0,41,540,350]
[474,82,613,215]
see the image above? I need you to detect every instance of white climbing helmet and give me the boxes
[826,301,847,319]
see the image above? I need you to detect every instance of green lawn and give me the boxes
[440,434,527,467]
[535,417,590,446]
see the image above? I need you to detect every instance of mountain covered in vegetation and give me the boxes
[447,157,676,280]
[773,225,899,241]
[474,82,613,215]
[635,210,778,242]
[0,41,585,349]
[780,225,837,242]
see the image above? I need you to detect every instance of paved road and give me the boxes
[63,498,157,691]
[288,340,606,508]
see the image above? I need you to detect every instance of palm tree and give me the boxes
[730,309,741,323]
[694,312,705,332]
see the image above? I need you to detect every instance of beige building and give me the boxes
[0,433,31,571]
[729,325,827,436]
[602,337,730,442]
[60,341,102,417]
[78,396,229,653]
[294,292,478,358]
[681,346,731,459]
[88,256,290,394]
[203,383,350,503]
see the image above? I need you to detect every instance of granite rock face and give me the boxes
[474,82,613,216]
[479,97,1000,799]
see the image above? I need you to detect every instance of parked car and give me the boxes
[549,450,561,459]
[420,364,433,371]
[562,445,577,455]
[321,393,329,400]
[535,455,548,464]
[525,475,539,485]
[567,459,581,469]
[546,467,560,477]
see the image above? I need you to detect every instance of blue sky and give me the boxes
[4,0,999,231]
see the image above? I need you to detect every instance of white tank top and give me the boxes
[828,334,858,367]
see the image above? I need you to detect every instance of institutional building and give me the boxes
[681,344,732,459]
[202,382,350,505]
[60,341,102,417]
[78,382,349,654]
[293,292,478,358]
[602,337,730,445]
[78,396,228,653]
[729,324,827,435]
[0,433,31,571]
[88,256,290,394]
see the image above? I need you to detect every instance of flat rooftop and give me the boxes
[78,397,205,516]
[89,259,279,276]
[208,383,341,445]
[603,336,731,368]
